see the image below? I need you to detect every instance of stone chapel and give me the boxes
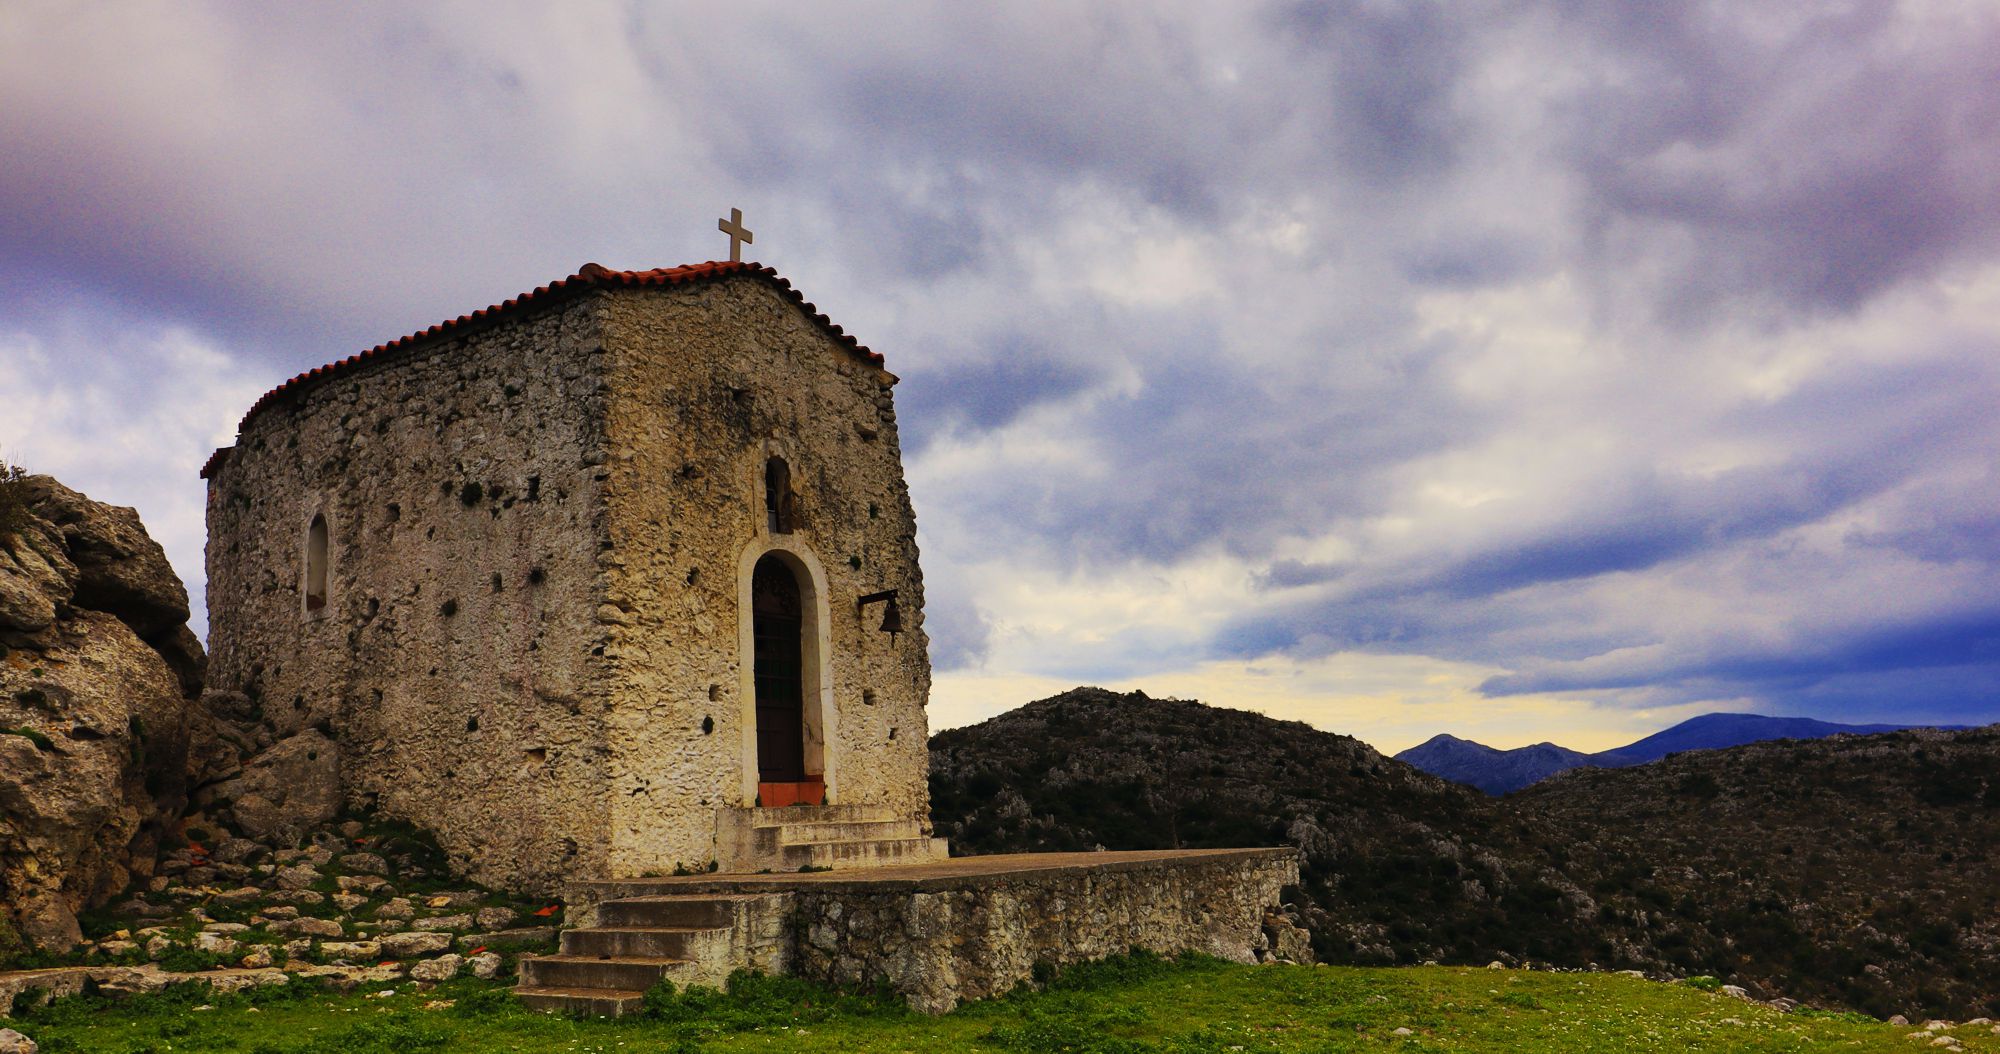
[200,260,944,893]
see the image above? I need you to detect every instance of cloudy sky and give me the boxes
[4,1,1997,752]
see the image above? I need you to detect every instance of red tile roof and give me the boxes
[200,261,883,479]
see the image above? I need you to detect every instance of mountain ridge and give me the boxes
[1395,711,1964,794]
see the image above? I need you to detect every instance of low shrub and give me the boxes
[0,457,27,540]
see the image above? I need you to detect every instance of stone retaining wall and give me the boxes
[572,848,1303,1014]
[787,849,1300,1012]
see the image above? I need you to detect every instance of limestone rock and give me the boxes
[272,916,343,938]
[0,476,227,954]
[210,887,262,907]
[1262,909,1315,965]
[19,477,189,639]
[0,1026,36,1053]
[272,864,320,890]
[192,932,240,957]
[474,906,516,930]
[321,940,382,961]
[211,731,341,843]
[412,913,472,932]
[239,946,273,968]
[380,931,453,958]
[340,852,389,876]
[467,951,502,979]
[0,523,74,634]
[191,967,290,995]
[409,953,463,982]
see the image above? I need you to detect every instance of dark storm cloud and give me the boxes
[1550,0,2000,318]
[923,322,1483,568]
[1266,0,1471,186]
[5,2,1999,732]
[894,338,1105,447]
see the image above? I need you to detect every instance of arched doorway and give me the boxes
[751,553,807,784]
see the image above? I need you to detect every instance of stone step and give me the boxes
[597,895,761,929]
[732,804,896,827]
[559,926,733,960]
[513,985,645,1017]
[780,836,949,870]
[775,819,925,844]
[518,954,693,992]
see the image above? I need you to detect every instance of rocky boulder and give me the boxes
[0,475,234,955]
[204,729,341,843]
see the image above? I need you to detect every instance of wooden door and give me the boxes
[751,555,806,783]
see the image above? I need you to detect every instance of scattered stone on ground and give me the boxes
[410,954,464,982]
[0,809,552,1016]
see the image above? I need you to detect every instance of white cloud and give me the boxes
[4,0,1999,746]
[0,319,275,640]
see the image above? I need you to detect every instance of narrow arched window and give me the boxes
[764,457,796,534]
[305,513,329,612]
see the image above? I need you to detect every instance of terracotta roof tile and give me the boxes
[200,261,882,479]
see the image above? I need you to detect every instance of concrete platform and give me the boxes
[575,848,1294,899]
[541,847,1302,1014]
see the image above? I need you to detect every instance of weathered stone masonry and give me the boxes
[202,264,935,894]
[562,848,1305,1014]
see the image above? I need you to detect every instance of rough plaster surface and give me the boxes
[205,276,932,892]
[596,280,932,878]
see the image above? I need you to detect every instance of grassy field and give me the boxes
[10,953,1997,1053]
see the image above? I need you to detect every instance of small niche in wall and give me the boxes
[701,715,714,735]
[862,689,877,706]
[465,715,479,733]
[524,747,547,765]
[528,567,546,586]
[707,683,721,702]
[304,514,329,612]
[764,457,797,533]
[439,599,458,618]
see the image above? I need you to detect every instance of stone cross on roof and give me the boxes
[718,207,754,263]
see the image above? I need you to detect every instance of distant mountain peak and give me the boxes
[1396,711,1960,794]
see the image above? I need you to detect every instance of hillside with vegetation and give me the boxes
[929,688,2000,1020]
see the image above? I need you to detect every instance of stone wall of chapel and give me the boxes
[203,300,617,893]
[596,278,934,877]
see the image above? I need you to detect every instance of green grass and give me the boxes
[11,957,1999,1053]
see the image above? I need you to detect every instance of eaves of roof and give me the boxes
[200,261,883,479]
